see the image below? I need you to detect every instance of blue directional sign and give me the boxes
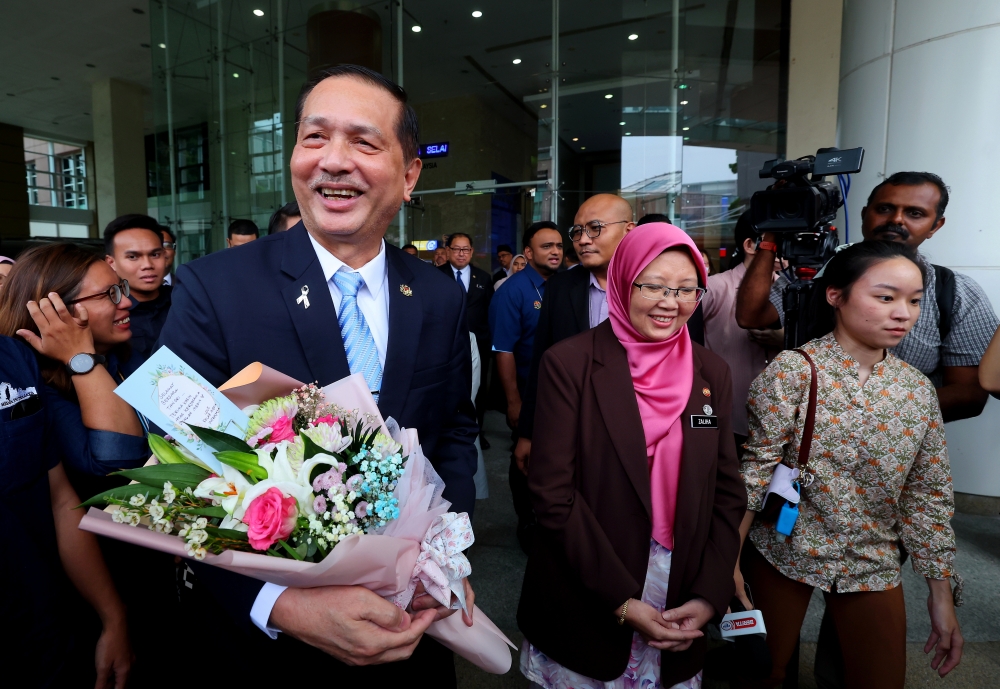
[420,142,449,158]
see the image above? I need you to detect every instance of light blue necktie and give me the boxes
[332,269,383,402]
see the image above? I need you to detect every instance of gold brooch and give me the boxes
[702,387,711,397]
[400,284,413,297]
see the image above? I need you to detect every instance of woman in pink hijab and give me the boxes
[518,223,747,689]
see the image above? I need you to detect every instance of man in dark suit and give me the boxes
[492,243,513,285]
[515,194,634,474]
[158,65,477,684]
[439,232,493,439]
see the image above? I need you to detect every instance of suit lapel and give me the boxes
[279,226,351,386]
[571,267,590,332]
[379,247,420,421]
[591,323,652,518]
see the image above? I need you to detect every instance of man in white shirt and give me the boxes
[159,65,478,684]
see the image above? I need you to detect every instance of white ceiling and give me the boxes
[0,0,155,141]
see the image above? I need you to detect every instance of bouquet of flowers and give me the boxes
[87,384,411,563]
[79,366,513,673]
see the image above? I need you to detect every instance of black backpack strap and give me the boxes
[934,264,956,343]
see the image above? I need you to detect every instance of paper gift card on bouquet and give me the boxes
[217,362,390,438]
[115,347,250,473]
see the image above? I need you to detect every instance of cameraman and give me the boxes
[736,171,997,422]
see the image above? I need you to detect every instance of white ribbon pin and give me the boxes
[296,285,311,309]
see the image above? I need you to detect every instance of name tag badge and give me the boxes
[690,414,718,429]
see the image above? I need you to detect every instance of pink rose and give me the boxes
[315,415,337,426]
[269,416,297,444]
[243,487,298,550]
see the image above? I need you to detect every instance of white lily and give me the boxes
[298,452,342,487]
[193,464,253,515]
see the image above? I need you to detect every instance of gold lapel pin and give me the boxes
[400,284,413,297]
[702,387,711,397]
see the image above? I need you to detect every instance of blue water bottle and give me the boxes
[776,481,801,537]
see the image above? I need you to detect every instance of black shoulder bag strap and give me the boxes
[934,264,956,343]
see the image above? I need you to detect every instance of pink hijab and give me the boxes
[607,223,707,550]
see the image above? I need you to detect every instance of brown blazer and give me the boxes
[517,320,747,683]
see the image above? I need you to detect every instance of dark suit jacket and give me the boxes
[519,267,706,440]
[158,224,479,627]
[439,263,493,351]
[517,321,746,683]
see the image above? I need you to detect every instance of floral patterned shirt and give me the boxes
[741,333,957,593]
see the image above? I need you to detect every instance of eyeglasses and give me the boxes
[568,220,629,241]
[66,279,130,306]
[162,241,176,250]
[633,283,706,302]
[449,246,473,254]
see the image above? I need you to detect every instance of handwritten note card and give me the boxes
[115,347,250,473]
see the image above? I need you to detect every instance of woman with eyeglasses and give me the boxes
[0,245,144,684]
[0,243,148,498]
[517,223,746,689]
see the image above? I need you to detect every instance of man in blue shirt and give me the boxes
[488,220,563,551]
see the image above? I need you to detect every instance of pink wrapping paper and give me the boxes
[82,366,515,673]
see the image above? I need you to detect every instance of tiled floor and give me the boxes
[457,411,1000,689]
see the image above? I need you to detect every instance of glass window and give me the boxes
[24,136,88,209]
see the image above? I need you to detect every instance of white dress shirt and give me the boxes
[250,235,391,638]
[451,263,471,291]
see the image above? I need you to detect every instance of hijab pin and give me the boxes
[400,284,413,297]
[296,284,311,309]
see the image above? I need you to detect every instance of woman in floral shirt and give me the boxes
[735,241,963,689]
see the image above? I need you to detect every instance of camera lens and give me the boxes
[776,197,804,220]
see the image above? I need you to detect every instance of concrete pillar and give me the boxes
[838,0,1000,501]
[0,122,29,239]
[92,78,148,232]
[785,0,844,160]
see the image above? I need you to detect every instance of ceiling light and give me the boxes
[540,103,547,108]
[604,94,613,99]
[253,9,264,16]
[682,126,690,131]
[628,33,638,40]
[572,137,579,141]
[411,25,421,32]
[625,132,631,136]
[683,136,690,140]
[580,146,586,150]
[512,58,521,64]
[158,43,166,48]
[680,100,688,105]
[618,121,626,126]
[233,72,239,78]
[472,10,483,18]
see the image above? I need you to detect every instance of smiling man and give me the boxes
[103,214,170,372]
[158,65,478,684]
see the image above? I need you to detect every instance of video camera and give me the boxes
[750,147,864,268]
[749,147,865,347]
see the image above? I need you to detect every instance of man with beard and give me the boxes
[734,171,997,689]
[736,171,996,422]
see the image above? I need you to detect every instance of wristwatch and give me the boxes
[67,353,107,375]
[757,240,778,253]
